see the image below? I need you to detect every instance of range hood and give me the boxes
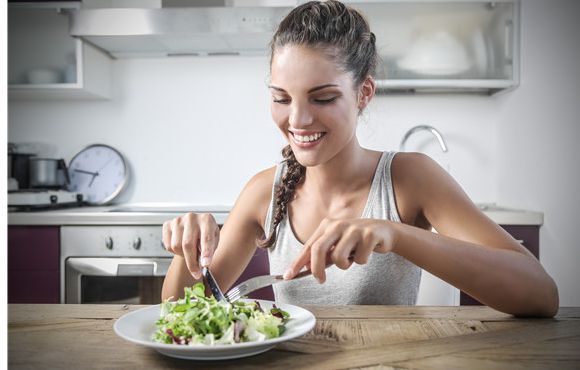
[69,6,292,58]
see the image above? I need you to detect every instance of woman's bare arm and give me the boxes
[391,152,558,317]
[161,167,275,300]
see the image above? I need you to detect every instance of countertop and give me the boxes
[7,202,543,226]
[8,304,579,369]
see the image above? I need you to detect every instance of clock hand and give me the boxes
[74,169,98,176]
[88,173,99,187]
[96,157,115,174]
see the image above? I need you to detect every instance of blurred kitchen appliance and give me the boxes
[8,189,84,210]
[8,143,83,211]
[61,226,173,304]
[8,143,36,190]
[29,157,70,189]
[60,219,271,304]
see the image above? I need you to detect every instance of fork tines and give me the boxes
[225,284,246,302]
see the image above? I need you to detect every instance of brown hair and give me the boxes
[259,0,378,248]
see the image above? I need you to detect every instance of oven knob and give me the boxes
[133,237,142,250]
[105,236,113,250]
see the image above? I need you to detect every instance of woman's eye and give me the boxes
[273,98,290,104]
[314,96,338,104]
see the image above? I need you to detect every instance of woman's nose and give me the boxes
[289,103,313,128]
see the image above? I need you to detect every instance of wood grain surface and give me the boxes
[8,305,580,370]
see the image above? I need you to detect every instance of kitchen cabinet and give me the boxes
[349,1,520,95]
[66,0,519,94]
[8,2,111,100]
[8,226,61,303]
[460,224,539,305]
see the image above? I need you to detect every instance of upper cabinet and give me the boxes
[8,2,112,100]
[347,1,519,95]
[10,1,519,96]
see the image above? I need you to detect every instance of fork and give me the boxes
[225,268,316,302]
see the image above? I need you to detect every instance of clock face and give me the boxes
[68,144,128,205]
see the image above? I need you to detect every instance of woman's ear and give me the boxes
[358,75,376,110]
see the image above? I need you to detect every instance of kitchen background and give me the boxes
[6,0,580,306]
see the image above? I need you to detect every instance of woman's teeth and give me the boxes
[293,132,325,143]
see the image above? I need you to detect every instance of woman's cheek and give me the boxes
[270,104,287,130]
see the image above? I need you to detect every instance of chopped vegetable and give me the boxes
[153,283,290,345]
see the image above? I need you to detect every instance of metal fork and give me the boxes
[225,268,319,302]
[225,254,355,302]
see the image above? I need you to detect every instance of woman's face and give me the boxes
[269,45,363,167]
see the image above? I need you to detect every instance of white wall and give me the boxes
[494,0,580,306]
[8,59,498,205]
[8,0,579,305]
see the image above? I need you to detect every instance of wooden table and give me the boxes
[8,304,580,369]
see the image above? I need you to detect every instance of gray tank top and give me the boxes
[264,151,421,305]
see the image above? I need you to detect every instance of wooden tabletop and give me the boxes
[8,304,580,370]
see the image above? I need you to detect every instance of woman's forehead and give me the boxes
[270,45,351,91]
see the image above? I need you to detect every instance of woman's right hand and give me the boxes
[162,213,220,279]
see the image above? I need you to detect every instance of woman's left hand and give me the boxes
[283,218,398,283]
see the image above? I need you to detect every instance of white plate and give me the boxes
[113,299,316,361]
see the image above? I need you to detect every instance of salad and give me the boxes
[153,283,290,345]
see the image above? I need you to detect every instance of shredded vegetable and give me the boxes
[153,283,290,345]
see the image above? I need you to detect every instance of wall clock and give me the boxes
[68,144,129,205]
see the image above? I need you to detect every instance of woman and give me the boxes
[162,0,558,317]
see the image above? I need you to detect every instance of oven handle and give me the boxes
[66,257,172,276]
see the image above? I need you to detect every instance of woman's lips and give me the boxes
[290,131,326,148]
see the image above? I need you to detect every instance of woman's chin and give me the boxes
[292,150,321,167]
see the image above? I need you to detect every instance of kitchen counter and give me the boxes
[7,203,543,226]
[7,204,231,225]
[8,304,579,369]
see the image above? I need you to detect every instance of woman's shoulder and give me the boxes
[239,166,278,231]
[245,165,277,194]
[391,152,446,225]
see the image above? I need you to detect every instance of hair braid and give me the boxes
[258,145,305,248]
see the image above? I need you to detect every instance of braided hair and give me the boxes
[258,0,378,248]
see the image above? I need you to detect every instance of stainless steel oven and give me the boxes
[61,226,172,304]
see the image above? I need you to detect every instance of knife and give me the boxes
[202,266,227,302]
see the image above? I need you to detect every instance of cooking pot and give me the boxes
[29,158,70,189]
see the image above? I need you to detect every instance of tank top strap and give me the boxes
[383,151,402,223]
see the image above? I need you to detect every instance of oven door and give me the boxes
[65,257,171,304]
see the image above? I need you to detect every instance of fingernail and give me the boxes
[283,269,293,280]
[193,270,202,280]
[201,256,212,267]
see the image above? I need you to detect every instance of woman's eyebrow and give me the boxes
[268,83,339,93]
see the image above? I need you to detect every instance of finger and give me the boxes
[353,229,379,265]
[331,228,358,269]
[199,214,218,267]
[162,221,172,251]
[183,226,201,279]
[283,221,328,279]
[283,244,311,280]
[169,218,183,256]
[310,234,338,283]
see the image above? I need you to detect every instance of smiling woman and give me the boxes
[161,0,558,318]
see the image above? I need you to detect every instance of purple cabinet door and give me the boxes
[460,225,540,306]
[8,226,60,303]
